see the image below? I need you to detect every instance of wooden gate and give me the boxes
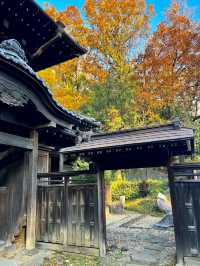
[36,171,105,256]
[169,163,200,262]
[36,185,64,244]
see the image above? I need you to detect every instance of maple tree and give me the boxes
[135,1,200,124]
[39,0,154,130]
[39,5,89,111]
[40,0,200,133]
[83,0,154,77]
[82,0,154,130]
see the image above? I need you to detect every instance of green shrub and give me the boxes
[147,178,168,195]
[124,197,165,216]
[111,179,140,200]
[111,178,169,201]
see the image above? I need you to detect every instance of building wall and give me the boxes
[0,153,26,244]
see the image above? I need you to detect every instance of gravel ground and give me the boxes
[103,212,176,266]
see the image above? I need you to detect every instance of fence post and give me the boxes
[97,168,106,257]
[168,158,184,266]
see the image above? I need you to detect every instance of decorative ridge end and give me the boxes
[171,117,181,129]
[0,39,28,63]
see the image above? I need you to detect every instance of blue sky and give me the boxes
[36,0,200,31]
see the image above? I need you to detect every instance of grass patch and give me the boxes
[43,252,101,266]
[111,178,169,216]
[124,197,165,216]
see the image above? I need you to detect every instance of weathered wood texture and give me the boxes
[36,172,103,256]
[169,162,200,264]
[37,186,64,244]
[0,131,33,150]
[26,130,38,250]
[38,150,49,173]
[0,153,26,244]
[97,170,106,256]
[67,184,99,248]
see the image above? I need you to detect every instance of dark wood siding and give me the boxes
[67,184,99,248]
[0,153,26,243]
[37,185,64,244]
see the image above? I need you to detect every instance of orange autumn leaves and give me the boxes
[39,0,200,128]
[39,0,153,116]
[136,1,200,122]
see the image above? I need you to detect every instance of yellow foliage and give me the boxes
[52,84,89,111]
[105,108,123,131]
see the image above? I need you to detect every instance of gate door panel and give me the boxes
[174,181,200,257]
[37,179,64,244]
[67,184,99,248]
[36,171,103,256]
[171,163,200,259]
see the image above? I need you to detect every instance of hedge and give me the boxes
[111,178,168,201]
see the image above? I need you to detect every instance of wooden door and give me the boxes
[67,184,99,248]
[36,184,64,244]
[36,171,105,256]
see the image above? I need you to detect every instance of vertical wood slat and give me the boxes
[59,152,67,245]
[97,170,106,257]
[37,186,64,244]
[168,160,185,265]
[0,187,8,240]
[168,161,200,264]
[36,171,102,255]
[173,181,200,257]
[26,130,38,250]
[59,153,64,172]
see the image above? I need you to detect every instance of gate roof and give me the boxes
[61,121,194,169]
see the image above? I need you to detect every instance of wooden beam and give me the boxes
[38,144,55,151]
[26,130,38,250]
[36,242,100,256]
[0,131,33,150]
[97,169,106,257]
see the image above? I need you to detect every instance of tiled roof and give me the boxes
[0,39,100,129]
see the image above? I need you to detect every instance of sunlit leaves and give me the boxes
[135,1,200,123]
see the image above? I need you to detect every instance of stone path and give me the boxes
[104,212,176,266]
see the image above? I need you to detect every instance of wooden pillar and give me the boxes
[97,169,106,257]
[59,152,64,171]
[26,130,38,250]
[60,153,68,245]
[167,158,184,266]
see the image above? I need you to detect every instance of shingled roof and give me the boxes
[61,122,194,154]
